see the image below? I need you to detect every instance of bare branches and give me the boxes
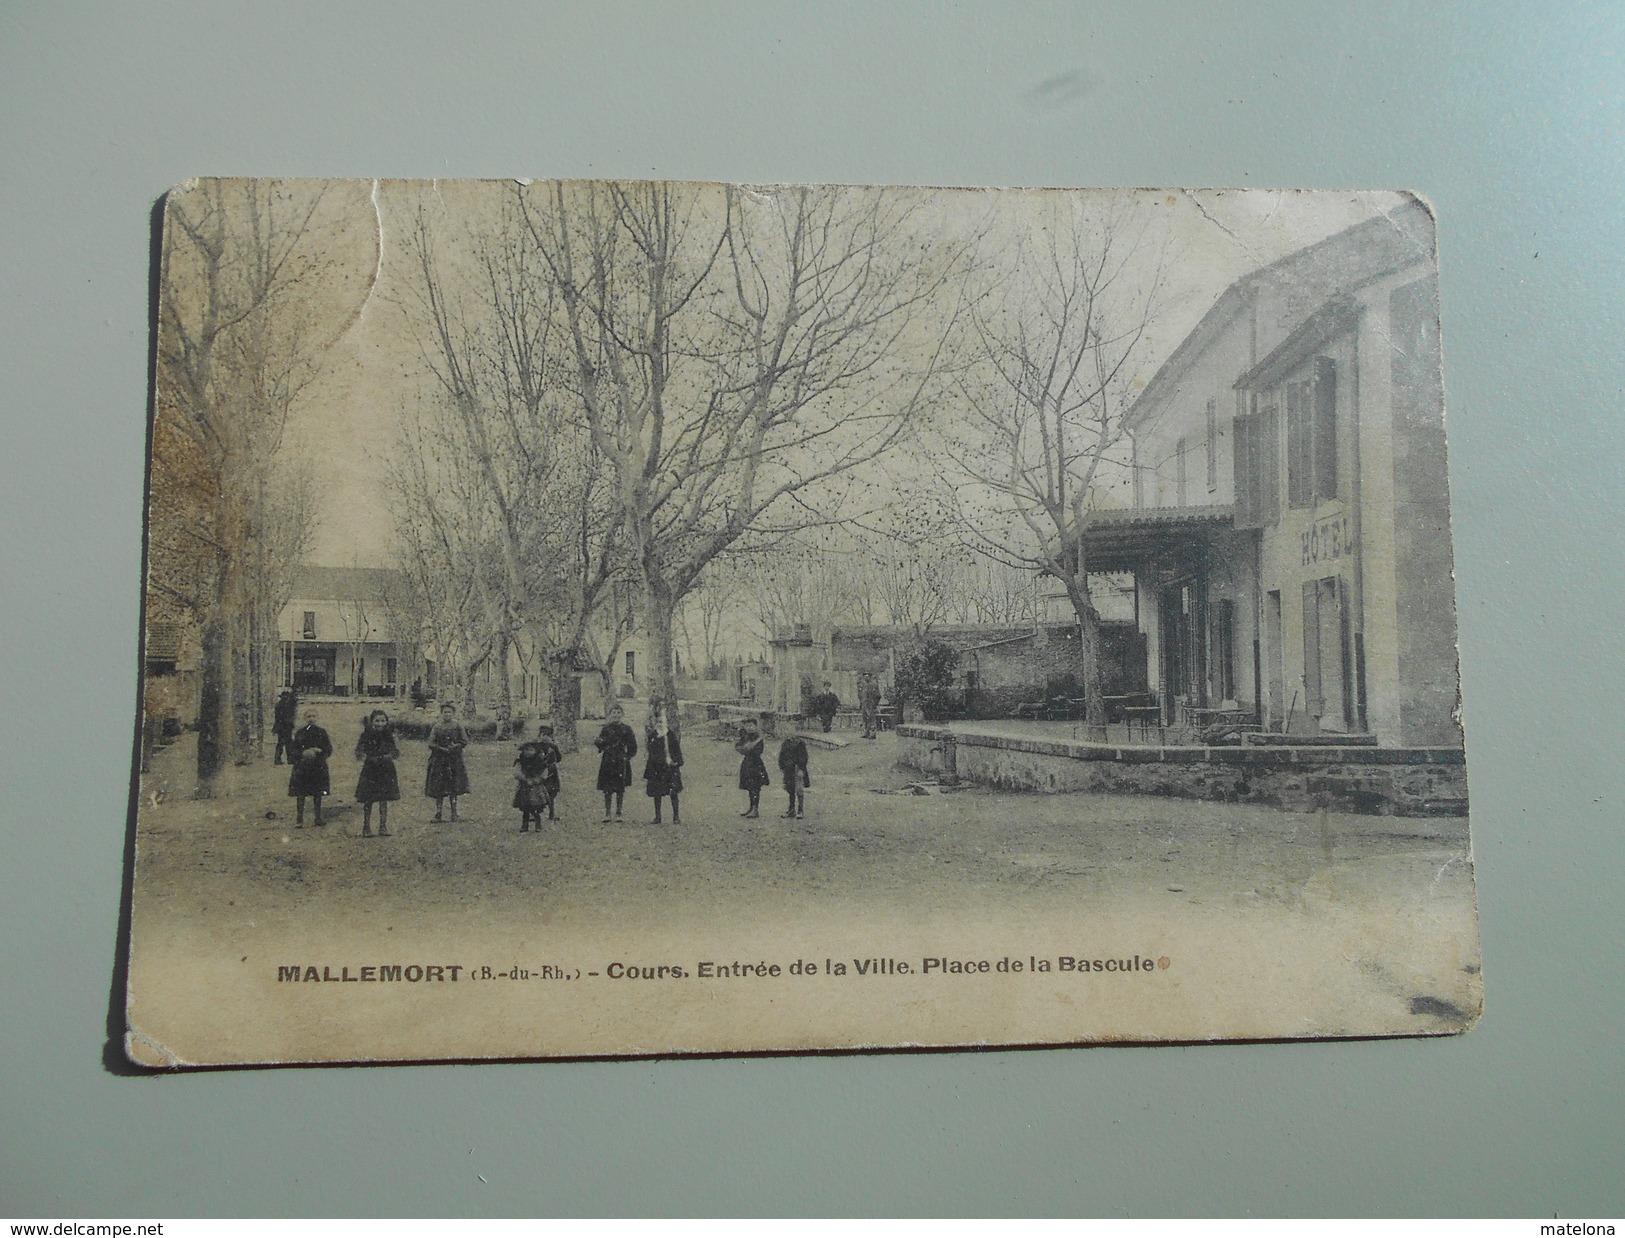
[152,179,373,788]
[941,195,1169,722]
[502,181,979,702]
[394,190,630,732]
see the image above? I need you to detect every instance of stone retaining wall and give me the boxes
[896,725,1467,817]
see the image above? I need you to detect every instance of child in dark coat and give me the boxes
[512,731,562,832]
[777,733,811,819]
[735,716,771,819]
[424,702,471,822]
[643,700,684,825]
[287,710,333,826]
[594,703,638,823]
[354,709,401,837]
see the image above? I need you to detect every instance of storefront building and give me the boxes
[1104,201,1462,747]
[278,566,407,698]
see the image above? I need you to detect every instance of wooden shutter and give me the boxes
[1338,575,1356,731]
[1301,579,1322,718]
[1287,381,1312,508]
[1261,400,1281,526]
[1232,408,1258,528]
[1314,357,1338,503]
[1206,398,1218,491]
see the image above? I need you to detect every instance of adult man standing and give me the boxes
[810,680,841,733]
[272,688,299,765]
[860,676,883,740]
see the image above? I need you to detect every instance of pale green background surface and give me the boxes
[1,1,1619,1218]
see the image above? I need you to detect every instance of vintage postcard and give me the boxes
[128,179,1480,1066]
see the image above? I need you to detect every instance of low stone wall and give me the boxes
[896,725,1468,818]
[677,700,789,739]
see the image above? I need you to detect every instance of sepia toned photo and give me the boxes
[128,179,1480,1066]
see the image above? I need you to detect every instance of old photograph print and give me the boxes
[130,180,1480,1066]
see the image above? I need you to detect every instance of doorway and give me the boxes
[1158,579,1207,723]
[1302,575,1351,732]
[1265,590,1284,728]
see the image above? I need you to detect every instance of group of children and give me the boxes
[284,701,496,836]
[735,714,811,819]
[283,699,815,834]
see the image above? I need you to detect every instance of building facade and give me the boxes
[278,566,409,698]
[1100,200,1462,747]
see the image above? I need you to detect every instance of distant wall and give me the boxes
[792,622,1146,719]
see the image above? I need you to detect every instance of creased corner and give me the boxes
[124,1026,189,1070]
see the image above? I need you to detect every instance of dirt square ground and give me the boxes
[125,702,1481,1065]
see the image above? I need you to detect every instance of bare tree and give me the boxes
[376,563,431,700]
[523,181,975,709]
[386,399,502,716]
[848,526,967,631]
[155,178,373,792]
[674,566,735,678]
[248,451,321,727]
[398,201,625,747]
[960,554,1040,626]
[726,539,868,646]
[942,198,1166,725]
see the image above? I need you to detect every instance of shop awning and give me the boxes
[1072,505,1236,573]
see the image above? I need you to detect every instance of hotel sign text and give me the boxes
[1302,513,1351,566]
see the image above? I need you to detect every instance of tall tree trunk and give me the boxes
[195,613,227,796]
[495,627,513,737]
[548,657,581,753]
[1069,579,1107,727]
[249,603,269,747]
[230,604,255,762]
[496,628,511,712]
[643,570,680,719]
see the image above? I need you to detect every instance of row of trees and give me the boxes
[153,180,377,794]
[389,182,978,744]
[676,525,1044,674]
[154,179,1167,786]
[388,182,1161,738]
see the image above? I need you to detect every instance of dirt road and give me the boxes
[126,704,1482,1063]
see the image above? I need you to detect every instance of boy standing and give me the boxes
[777,732,811,819]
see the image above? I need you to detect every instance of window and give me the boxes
[1206,398,1218,491]
[1232,393,1281,529]
[1176,436,1188,506]
[302,611,317,639]
[384,657,398,685]
[625,650,636,678]
[1286,357,1337,508]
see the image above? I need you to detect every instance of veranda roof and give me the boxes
[1073,505,1236,573]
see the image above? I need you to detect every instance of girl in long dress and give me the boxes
[593,703,638,823]
[735,715,770,819]
[423,701,471,822]
[642,699,683,825]
[354,709,401,837]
